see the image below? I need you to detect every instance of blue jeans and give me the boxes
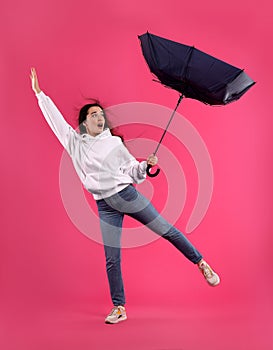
[96,185,202,306]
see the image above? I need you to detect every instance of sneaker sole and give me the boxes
[105,315,127,324]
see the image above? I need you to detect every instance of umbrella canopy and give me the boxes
[138,32,255,105]
[138,32,255,176]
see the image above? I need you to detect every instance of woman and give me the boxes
[30,68,220,324]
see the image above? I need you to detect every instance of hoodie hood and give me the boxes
[81,128,112,141]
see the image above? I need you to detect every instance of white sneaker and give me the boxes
[198,260,220,286]
[105,306,127,324]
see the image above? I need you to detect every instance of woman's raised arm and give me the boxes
[30,68,77,153]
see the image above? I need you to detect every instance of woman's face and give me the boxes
[84,106,106,136]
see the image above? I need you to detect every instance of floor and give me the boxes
[2,299,272,350]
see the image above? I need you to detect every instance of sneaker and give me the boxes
[105,306,127,324]
[198,260,220,286]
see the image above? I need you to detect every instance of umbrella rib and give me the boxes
[153,94,184,155]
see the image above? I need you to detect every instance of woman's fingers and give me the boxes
[30,67,41,94]
[30,68,37,80]
[30,68,35,82]
[147,154,158,166]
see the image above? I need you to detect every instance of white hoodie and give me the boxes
[36,91,147,200]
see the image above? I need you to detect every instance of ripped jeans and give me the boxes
[96,185,202,306]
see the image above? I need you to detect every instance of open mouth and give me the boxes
[97,123,103,128]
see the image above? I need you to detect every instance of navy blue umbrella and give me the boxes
[138,32,255,176]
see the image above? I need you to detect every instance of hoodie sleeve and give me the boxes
[128,159,148,184]
[36,91,77,154]
[118,141,147,184]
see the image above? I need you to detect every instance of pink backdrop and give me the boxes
[1,0,272,349]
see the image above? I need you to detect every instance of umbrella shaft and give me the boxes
[153,94,184,155]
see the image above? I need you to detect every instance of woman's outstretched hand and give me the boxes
[30,67,41,94]
[147,154,158,167]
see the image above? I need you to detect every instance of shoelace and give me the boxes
[109,306,122,316]
[109,307,121,316]
[201,264,213,278]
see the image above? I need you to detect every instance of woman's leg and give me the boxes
[107,185,202,264]
[104,185,220,286]
[129,195,220,285]
[96,199,126,306]
[130,195,202,264]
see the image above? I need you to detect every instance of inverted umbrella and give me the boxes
[138,31,255,176]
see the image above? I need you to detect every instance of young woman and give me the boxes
[30,68,220,324]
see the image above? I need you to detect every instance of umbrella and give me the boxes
[138,31,255,176]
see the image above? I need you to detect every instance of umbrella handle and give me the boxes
[146,164,160,177]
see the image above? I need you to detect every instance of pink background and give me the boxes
[1,0,273,349]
